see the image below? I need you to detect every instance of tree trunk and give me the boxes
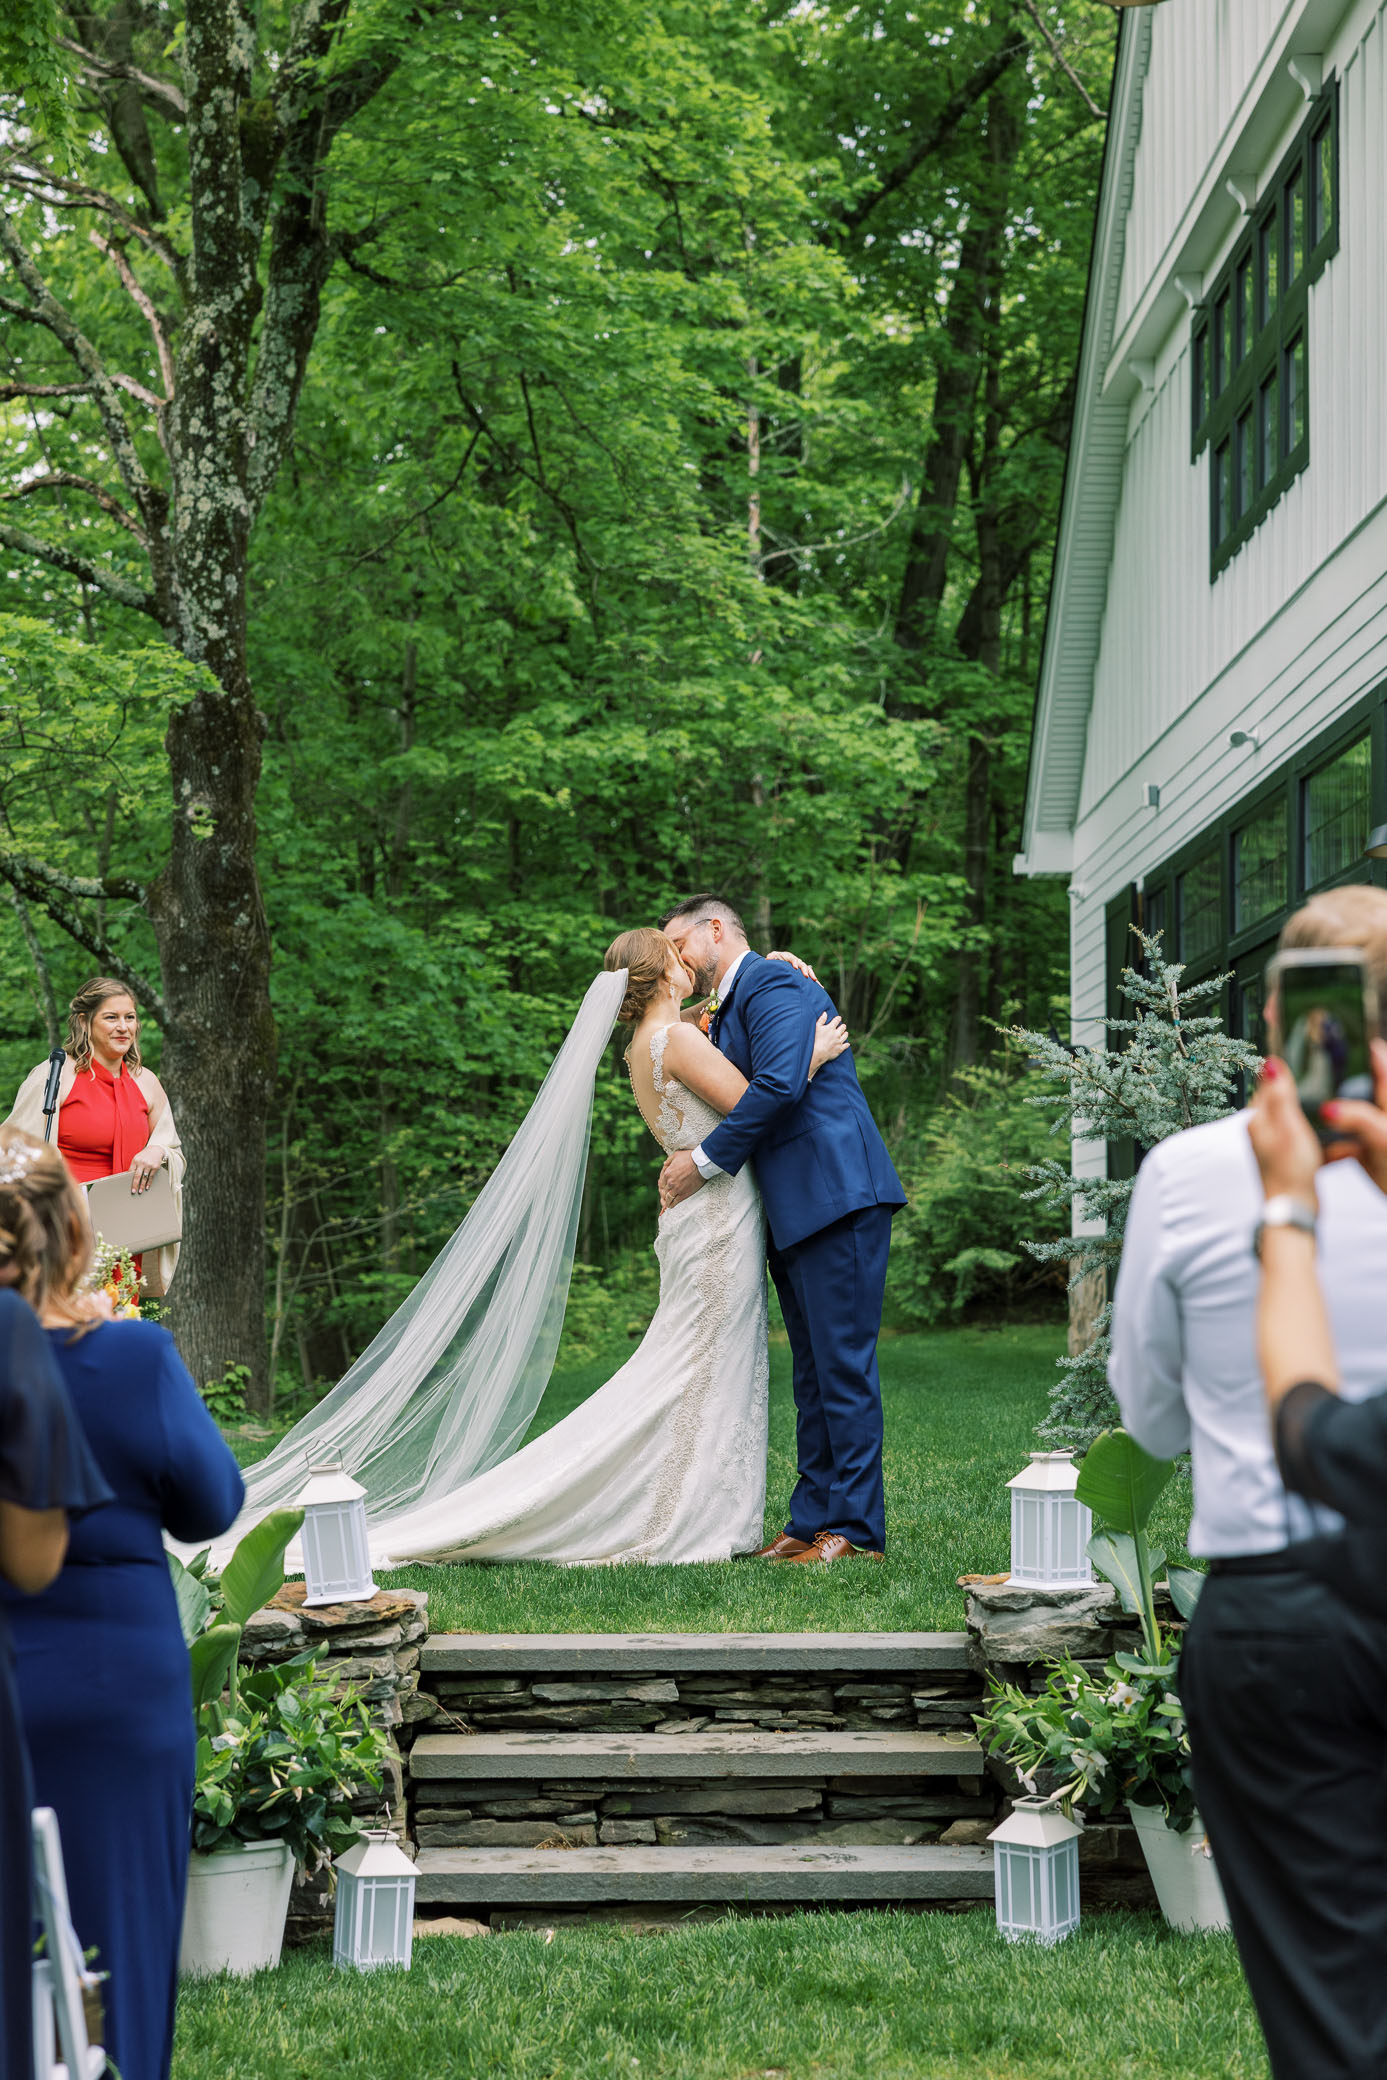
[0,4,403,1411]
[150,681,275,1402]
[892,50,1023,669]
[1068,1264,1107,1356]
[945,74,1023,1073]
[949,729,993,1071]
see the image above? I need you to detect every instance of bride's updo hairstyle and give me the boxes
[604,928,683,1026]
[0,1126,90,1305]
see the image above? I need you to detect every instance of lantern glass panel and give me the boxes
[995,1839,1079,1945]
[1050,1841,1076,1928]
[1009,1484,1093,1586]
[302,1498,376,1605]
[333,1869,415,1971]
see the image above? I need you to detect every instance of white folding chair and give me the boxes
[30,1808,106,2080]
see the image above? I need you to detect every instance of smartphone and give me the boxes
[1268,947,1380,1136]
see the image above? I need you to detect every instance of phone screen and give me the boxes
[1279,960,1373,1130]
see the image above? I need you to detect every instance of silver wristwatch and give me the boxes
[1252,1194,1318,1258]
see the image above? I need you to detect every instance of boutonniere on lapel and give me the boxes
[698,992,721,1036]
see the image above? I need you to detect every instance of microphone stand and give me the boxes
[41,1046,66,1143]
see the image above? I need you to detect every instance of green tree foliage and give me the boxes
[1,0,1117,1394]
[887,1061,1070,1329]
[1015,933,1261,1450]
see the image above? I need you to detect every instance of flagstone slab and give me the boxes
[413,1841,994,1905]
[421,1631,973,1675]
[409,1727,984,1780]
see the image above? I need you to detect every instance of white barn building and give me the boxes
[1017,0,1387,1190]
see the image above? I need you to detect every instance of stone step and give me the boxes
[421,1631,972,1675]
[414,1841,994,1906]
[409,1727,984,1781]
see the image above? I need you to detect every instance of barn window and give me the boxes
[1177,852,1222,964]
[1304,736,1371,889]
[1233,800,1289,930]
[1191,81,1338,575]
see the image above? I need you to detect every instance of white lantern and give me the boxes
[297,1460,377,1606]
[332,1831,417,1971]
[1007,1449,1093,1586]
[989,1798,1083,1945]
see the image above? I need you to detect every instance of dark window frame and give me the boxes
[1191,82,1339,577]
[1104,684,1387,1177]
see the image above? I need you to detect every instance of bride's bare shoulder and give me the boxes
[659,1019,715,1070]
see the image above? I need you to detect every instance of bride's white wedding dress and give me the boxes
[376,1024,769,1567]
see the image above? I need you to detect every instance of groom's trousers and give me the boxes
[1180,1560,1387,2080]
[769,1203,892,1553]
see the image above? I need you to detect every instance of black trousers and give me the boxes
[1180,1565,1387,2079]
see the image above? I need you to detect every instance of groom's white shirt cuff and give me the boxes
[691,949,752,1181]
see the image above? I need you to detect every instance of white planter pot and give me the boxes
[180,1840,296,1977]
[1126,1803,1230,1932]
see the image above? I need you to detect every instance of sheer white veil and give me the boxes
[204,968,628,1567]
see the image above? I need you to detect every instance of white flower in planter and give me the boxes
[1105,1679,1139,1708]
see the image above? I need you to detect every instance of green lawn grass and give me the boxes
[173,1913,1265,2080]
[367,1323,1195,1636]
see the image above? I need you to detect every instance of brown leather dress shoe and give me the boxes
[751,1532,815,1559]
[781,1531,885,1565]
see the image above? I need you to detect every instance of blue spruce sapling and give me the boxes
[1014,930,1260,1450]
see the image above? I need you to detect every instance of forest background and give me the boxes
[0,0,1115,1413]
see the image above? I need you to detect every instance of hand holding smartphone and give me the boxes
[1268,948,1380,1138]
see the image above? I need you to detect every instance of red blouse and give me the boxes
[58,1060,151,1185]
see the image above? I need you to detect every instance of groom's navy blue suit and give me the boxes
[700,954,905,1552]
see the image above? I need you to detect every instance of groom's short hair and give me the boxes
[659,894,747,939]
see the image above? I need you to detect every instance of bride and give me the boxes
[209,932,847,1571]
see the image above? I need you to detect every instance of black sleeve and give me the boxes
[0,1291,112,1515]
[1275,1379,1387,1526]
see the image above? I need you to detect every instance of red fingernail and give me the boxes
[1262,1059,1280,1080]
[1322,1101,1341,1120]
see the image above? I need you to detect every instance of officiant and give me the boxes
[4,976,185,1294]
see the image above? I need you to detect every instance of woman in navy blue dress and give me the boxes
[0,1127,243,2080]
[0,1154,112,2080]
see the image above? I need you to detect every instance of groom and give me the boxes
[658,896,906,1562]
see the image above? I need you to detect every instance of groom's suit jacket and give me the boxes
[700,953,905,1252]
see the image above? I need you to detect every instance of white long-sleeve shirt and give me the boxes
[691,947,753,1182]
[1108,1109,1387,1556]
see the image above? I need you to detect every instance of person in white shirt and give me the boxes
[1110,882,1387,2080]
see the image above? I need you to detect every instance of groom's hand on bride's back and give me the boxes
[659,1150,704,1211]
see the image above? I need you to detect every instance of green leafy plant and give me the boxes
[169,1512,385,1867]
[978,1429,1205,1832]
[202,1362,252,1427]
[978,1651,1197,1830]
[191,1654,389,1866]
[887,1062,1070,1328]
[1014,932,1260,1448]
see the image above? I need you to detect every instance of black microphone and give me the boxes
[41,1046,65,1143]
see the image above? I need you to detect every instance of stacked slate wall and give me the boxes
[238,1583,428,1942]
[408,1659,995,1852]
[965,1580,1173,1910]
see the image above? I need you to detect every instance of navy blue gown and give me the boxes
[0,1288,110,2080]
[2,1319,243,2080]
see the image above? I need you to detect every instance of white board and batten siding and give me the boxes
[1020,0,1387,1194]
[1077,0,1387,1028]
[1114,0,1301,346]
